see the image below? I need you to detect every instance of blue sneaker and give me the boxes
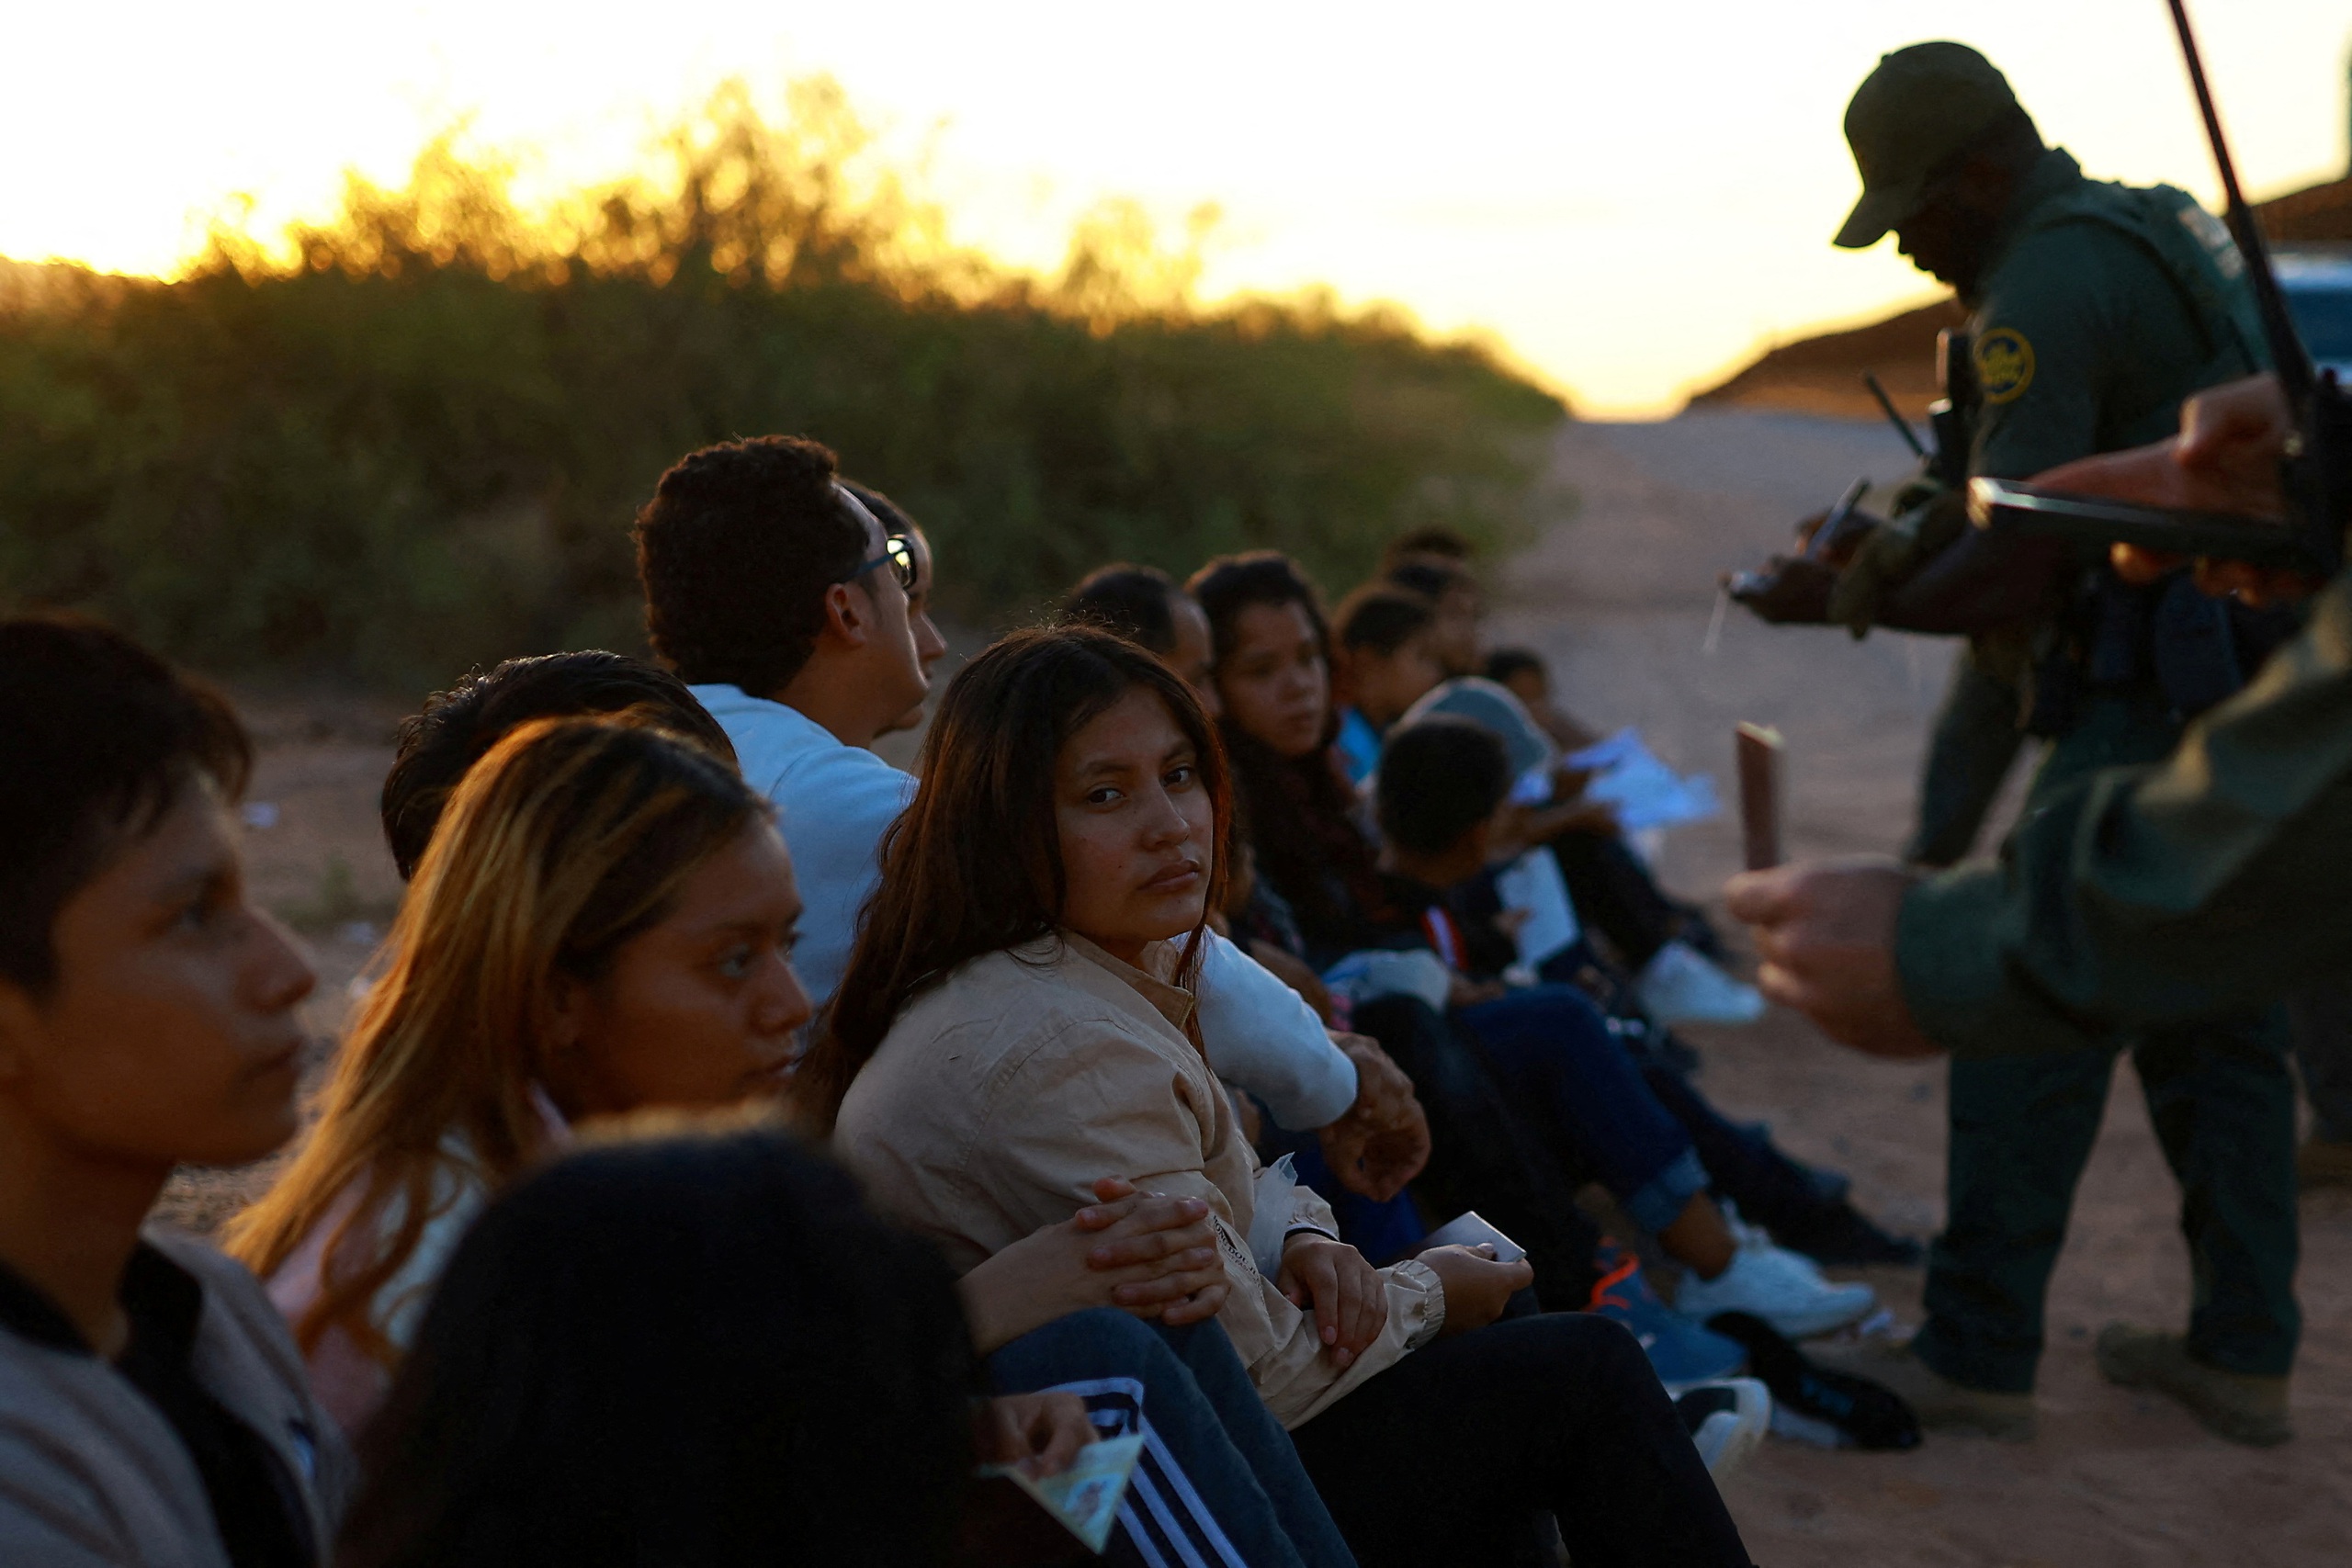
[1586,1242,1747,1385]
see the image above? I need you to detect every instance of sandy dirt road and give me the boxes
[190,407,2350,1563]
[1493,412,2352,1566]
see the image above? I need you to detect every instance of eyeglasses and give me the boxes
[841,534,917,594]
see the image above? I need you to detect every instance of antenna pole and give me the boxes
[2166,0,2314,402]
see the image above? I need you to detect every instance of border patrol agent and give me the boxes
[1801,43,2301,1447]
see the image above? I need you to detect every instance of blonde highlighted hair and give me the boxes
[228,715,763,1361]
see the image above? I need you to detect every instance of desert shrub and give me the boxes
[0,80,1564,687]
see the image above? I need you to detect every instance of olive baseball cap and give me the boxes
[1835,41,2019,249]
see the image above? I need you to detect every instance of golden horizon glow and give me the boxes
[6,1,2347,415]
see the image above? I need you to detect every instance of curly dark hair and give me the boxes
[380,652,736,881]
[633,436,867,696]
[0,615,252,996]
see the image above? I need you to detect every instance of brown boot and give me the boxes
[2298,1135,2352,1189]
[2095,1324,2292,1447]
[1805,1337,2038,1442]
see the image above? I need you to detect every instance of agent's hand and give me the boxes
[1418,1243,1535,1336]
[1317,1035,1431,1202]
[974,1392,1095,1479]
[2033,373,2323,606]
[1277,1234,1387,1368]
[1724,556,1838,625]
[1722,856,1942,1058]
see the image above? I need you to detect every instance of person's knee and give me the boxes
[988,1306,1167,1391]
[1483,1312,1658,1402]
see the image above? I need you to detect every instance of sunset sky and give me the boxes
[8,0,2347,414]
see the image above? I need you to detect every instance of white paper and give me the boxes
[1248,1154,1301,1278]
[982,1435,1148,1553]
[1493,848,1580,968]
[1566,728,1721,832]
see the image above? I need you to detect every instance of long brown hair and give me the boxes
[1186,551,1387,953]
[227,716,763,1361]
[800,626,1229,1131]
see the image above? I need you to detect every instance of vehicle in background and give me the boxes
[2275,246,2352,381]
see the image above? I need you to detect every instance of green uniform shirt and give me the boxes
[1887,149,2290,1056]
[1965,149,2260,483]
[1898,562,2352,1055]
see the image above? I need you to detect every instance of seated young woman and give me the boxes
[231,715,1223,1434]
[1186,551,1881,1340]
[804,626,1752,1568]
[1063,565,1431,1211]
[0,617,351,1566]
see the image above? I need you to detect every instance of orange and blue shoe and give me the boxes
[1586,1241,1747,1386]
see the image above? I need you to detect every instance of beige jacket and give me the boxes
[835,931,1444,1429]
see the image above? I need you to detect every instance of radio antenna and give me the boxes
[2165,0,2313,404]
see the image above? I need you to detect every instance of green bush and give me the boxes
[0,81,1566,688]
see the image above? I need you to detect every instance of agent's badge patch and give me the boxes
[1974,328,2035,404]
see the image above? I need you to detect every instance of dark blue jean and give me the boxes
[1346,995,1604,1310]
[987,1309,1355,1568]
[1455,986,1706,1233]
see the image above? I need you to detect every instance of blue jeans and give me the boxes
[1456,986,1706,1233]
[988,1309,1355,1568]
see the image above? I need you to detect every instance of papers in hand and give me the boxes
[978,1435,1147,1554]
[1566,728,1721,832]
[1248,1154,1302,1277]
[1493,848,1580,970]
[1420,1210,1529,1263]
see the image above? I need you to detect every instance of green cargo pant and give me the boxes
[1903,642,2028,869]
[1911,687,2302,1393]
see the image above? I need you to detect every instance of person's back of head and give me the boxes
[382,652,736,881]
[230,716,775,1352]
[1376,716,1511,865]
[633,435,864,698]
[1063,563,1182,656]
[339,1123,972,1568]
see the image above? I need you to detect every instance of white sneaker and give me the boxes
[1636,941,1765,1026]
[1673,1378,1772,1480]
[1671,1230,1876,1340]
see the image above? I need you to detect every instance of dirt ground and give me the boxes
[180,407,2348,1562]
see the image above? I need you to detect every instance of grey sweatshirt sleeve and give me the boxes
[1193,931,1361,1130]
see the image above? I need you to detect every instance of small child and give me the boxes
[1367,713,1523,989]
[1330,584,1446,784]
